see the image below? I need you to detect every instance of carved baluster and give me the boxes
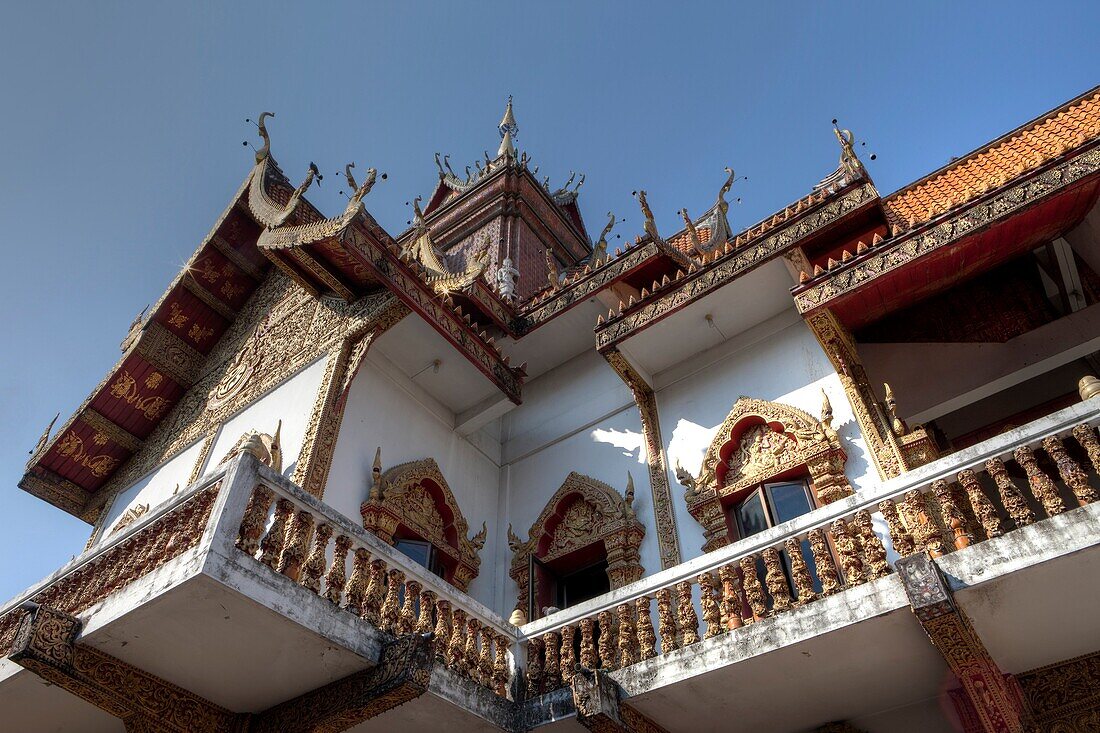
[236,486,273,556]
[542,631,561,691]
[902,489,945,557]
[617,603,638,667]
[739,556,768,620]
[675,581,700,646]
[957,470,1003,538]
[258,498,294,568]
[379,569,403,633]
[277,510,315,580]
[878,499,916,556]
[853,511,891,578]
[985,458,1036,528]
[698,572,724,637]
[343,548,370,615]
[579,617,598,669]
[1014,445,1067,518]
[466,618,482,682]
[363,559,387,624]
[635,596,657,661]
[831,519,867,585]
[717,563,745,628]
[785,537,819,603]
[1044,435,1098,506]
[598,609,618,669]
[478,623,494,686]
[932,480,972,551]
[655,588,680,653]
[559,625,577,684]
[1071,423,1100,476]
[299,522,332,594]
[762,548,793,612]
[526,638,544,697]
[492,631,510,697]
[807,529,841,596]
[449,609,468,673]
[433,599,452,660]
[416,589,435,635]
[398,579,419,635]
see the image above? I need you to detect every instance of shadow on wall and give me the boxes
[590,427,647,464]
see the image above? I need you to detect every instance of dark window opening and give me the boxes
[395,538,446,579]
[528,552,611,621]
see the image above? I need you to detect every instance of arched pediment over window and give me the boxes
[680,395,852,552]
[508,472,645,614]
[360,455,485,591]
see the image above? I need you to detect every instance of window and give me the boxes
[395,538,446,579]
[732,479,825,597]
[528,555,611,620]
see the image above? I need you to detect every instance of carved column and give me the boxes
[897,554,1032,733]
[831,519,866,586]
[786,537,819,603]
[878,499,916,557]
[808,528,842,596]
[1014,445,1067,518]
[985,458,1036,528]
[363,559,387,625]
[542,631,561,691]
[464,618,481,681]
[655,588,680,653]
[635,596,657,661]
[718,563,746,628]
[277,509,315,581]
[957,471,1003,539]
[259,498,294,568]
[853,511,891,579]
[300,522,332,593]
[933,480,972,551]
[560,625,577,686]
[415,589,435,635]
[492,632,510,697]
[380,569,406,632]
[902,489,945,557]
[698,571,724,637]
[343,548,370,616]
[398,579,419,635]
[433,599,451,660]
[1071,423,1100,475]
[598,609,617,669]
[235,485,273,556]
[1043,435,1098,506]
[740,556,769,620]
[580,617,598,670]
[449,610,468,673]
[616,603,638,667]
[526,638,544,698]
[763,548,793,613]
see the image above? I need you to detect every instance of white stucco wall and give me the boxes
[325,356,502,609]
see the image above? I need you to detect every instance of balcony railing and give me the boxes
[516,398,1100,698]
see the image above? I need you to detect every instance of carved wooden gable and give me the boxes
[508,472,645,611]
[360,456,485,591]
[682,395,853,552]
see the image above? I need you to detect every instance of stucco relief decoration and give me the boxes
[359,452,485,591]
[215,421,284,474]
[679,395,853,552]
[508,472,645,612]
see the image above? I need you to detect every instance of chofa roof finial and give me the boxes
[254,112,274,163]
[497,95,519,158]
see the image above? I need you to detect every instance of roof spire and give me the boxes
[497,95,519,158]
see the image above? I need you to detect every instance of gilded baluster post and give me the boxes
[957,470,1003,538]
[433,599,452,660]
[676,581,700,646]
[698,572,724,637]
[466,618,482,682]
[853,511,891,578]
[363,559,387,624]
[617,602,638,667]
[258,498,294,568]
[878,499,916,556]
[740,556,768,620]
[526,638,544,698]
[398,579,419,635]
[1044,434,1098,506]
[807,529,841,596]
[1071,423,1100,476]
[277,510,315,581]
[985,458,1036,528]
[299,522,332,593]
[449,609,468,673]
[379,569,403,633]
[492,631,510,697]
[902,489,945,557]
[655,588,680,653]
[763,548,793,612]
[236,485,273,556]
[478,623,495,686]
[1014,445,1067,518]
[635,596,657,661]
[343,547,370,616]
[785,537,819,603]
[717,563,745,628]
[598,609,618,668]
[932,480,972,551]
[542,631,561,691]
[416,588,435,635]
[559,625,577,686]
[831,518,867,585]
[579,617,598,670]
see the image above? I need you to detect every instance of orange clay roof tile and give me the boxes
[884,90,1100,230]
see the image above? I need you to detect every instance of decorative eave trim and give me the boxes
[135,321,205,388]
[18,468,91,519]
[793,144,1100,314]
[210,233,265,282]
[181,273,239,321]
[595,183,880,350]
[81,408,144,453]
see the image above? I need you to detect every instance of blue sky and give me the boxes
[0,1,1097,602]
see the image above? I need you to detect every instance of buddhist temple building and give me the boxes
[5,86,1100,732]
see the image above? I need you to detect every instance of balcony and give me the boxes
[1,399,1099,732]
